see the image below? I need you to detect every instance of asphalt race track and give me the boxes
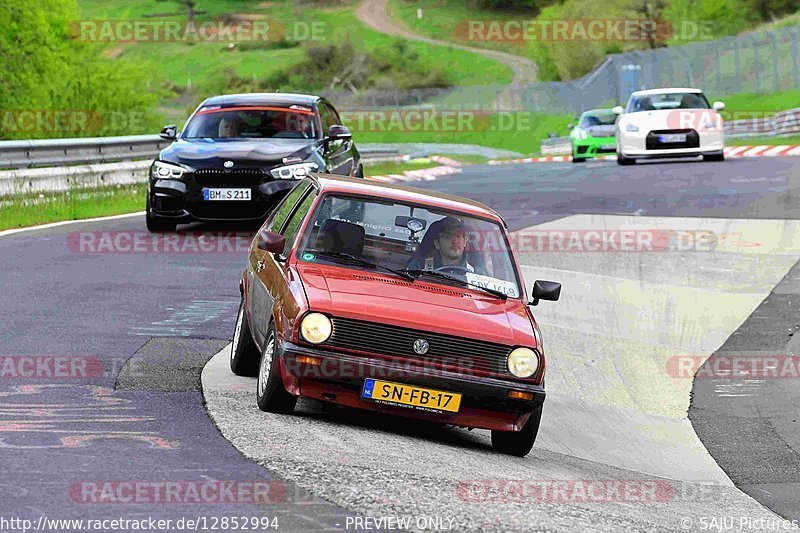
[3,155,800,531]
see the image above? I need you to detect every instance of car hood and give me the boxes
[159,138,318,169]
[587,125,616,138]
[297,263,537,347]
[621,109,720,131]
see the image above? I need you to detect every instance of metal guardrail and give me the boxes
[0,135,170,169]
[0,135,411,170]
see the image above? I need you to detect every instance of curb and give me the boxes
[488,145,800,165]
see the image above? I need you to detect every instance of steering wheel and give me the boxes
[435,265,469,276]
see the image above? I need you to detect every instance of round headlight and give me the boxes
[507,347,539,378]
[300,313,332,344]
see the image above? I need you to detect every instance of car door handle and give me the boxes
[257,260,265,272]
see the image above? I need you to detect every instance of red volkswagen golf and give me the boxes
[230,174,560,456]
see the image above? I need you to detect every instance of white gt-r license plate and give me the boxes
[658,134,686,143]
[203,188,251,201]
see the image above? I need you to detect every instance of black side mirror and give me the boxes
[256,230,286,254]
[530,280,561,306]
[160,124,178,140]
[327,124,352,141]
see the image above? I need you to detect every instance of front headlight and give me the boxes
[151,161,189,180]
[572,129,588,140]
[507,347,540,378]
[300,312,332,344]
[625,124,640,132]
[270,162,319,180]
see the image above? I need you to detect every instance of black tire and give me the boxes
[616,153,635,166]
[230,300,259,376]
[703,153,725,162]
[572,157,586,163]
[491,404,543,457]
[145,196,176,232]
[256,323,297,414]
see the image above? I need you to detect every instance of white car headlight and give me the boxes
[625,124,640,132]
[507,347,540,378]
[151,161,189,180]
[270,162,319,180]
[300,313,332,344]
[572,129,588,140]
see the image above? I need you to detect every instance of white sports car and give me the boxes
[613,88,725,165]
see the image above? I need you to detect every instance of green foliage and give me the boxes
[0,0,161,139]
[263,38,453,92]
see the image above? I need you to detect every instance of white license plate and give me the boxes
[203,188,251,201]
[600,144,616,150]
[658,134,686,143]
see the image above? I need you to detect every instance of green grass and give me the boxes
[727,134,800,146]
[77,0,513,121]
[718,90,800,114]
[347,111,573,155]
[0,184,145,231]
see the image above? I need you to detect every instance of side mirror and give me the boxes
[612,106,624,115]
[327,124,352,141]
[530,280,561,306]
[712,101,725,111]
[159,124,178,140]
[256,230,286,254]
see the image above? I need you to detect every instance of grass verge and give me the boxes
[0,184,145,231]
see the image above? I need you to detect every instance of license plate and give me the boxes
[600,144,616,150]
[203,188,251,201]
[658,134,686,143]
[361,379,462,413]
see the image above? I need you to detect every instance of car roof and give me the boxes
[308,174,506,225]
[582,108,615,115]
[201,93,320,107]
[631,88,703,96]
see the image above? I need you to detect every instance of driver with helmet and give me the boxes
[407,216,482,274]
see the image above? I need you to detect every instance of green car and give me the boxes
[569,109,618,163]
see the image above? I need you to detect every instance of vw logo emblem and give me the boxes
[223,160,234,168]
[413,339,429,355]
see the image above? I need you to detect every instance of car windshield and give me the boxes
[579,112,616,127]
[626,92,710,113]
[297,194,522,299]
[182,106,318,140]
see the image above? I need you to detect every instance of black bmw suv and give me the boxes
[146,93,362,231]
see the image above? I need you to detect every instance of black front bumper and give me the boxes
[279,341,546,427]
[148,177,300,223]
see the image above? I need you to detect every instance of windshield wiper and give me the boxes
[401,269,508,300]
[307,250,415,282]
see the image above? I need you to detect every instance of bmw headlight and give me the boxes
[300,313,332,344]
[270,162,319,180]
[151,161,189,180]
[572,129,588,140]
[507,347,540,378]
[625,124,640,132]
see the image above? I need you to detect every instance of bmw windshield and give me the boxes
[297,194,522,299]
[182,105,319,140]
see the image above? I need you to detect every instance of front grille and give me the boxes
[646,129,700,150]
[190,169,266,187]
[325,316,513,377]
